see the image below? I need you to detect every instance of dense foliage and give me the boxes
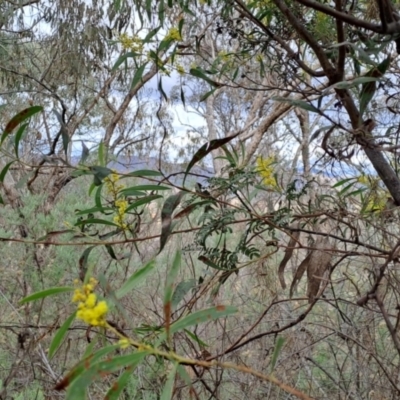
[2,0,400,399]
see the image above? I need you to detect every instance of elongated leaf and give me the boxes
[332,177,356,188]
[184,329,209,347]
[159,191,186,253]
[49,312,76,359]
[160,363,178,400]
[172,279,196,309]
[112,51,140,71]
[103,353,149,400]
[131,63,147,89]
[171,306,237,333]
[0,161,14,183]
[55,345,121,391]
[20,287,75,304]
[270,336,285,373]
[75,218,119,227]
[66,352,148,399]
[1,106,43,143]
[116,260,156,299]
[189,68,222,88]
[199,88,217,102]
[164,252,181,337]
[14,123,28,157]
[89,166,112,186]
[198,255,227,270]
[358,57,389,116]
[98,141,105,166]
[157,306,237,344]
[75,206,111,216]
[174,200,212,219]
[126,195,162,212]
[184,132,241,185]
[124,169,162,177]
[273,97,321,114]
[104,368,135,400]
[79,142,90,164]
[121,185,170,193]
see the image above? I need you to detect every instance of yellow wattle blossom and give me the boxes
[165,27,182,41]
[104,171,129,230]
[119,33,143,53]
[119,338,131,349]
[72,278,108,327]
[104,171,125,195]
[176,64,185,75]
[113,197,129,229]
[256,156,277,187]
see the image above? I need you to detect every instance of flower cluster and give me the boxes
[119,33,143,53]
[256,156,277,187]
[176,64,185,75]
[113,198,129,229]
[165,27,182,41]
[104,172,129,230]
[72,278,108,327]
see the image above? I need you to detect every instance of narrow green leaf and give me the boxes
[199,88,217,102]
[104,368,134,400]
[14,123,28,157]
[105,244,117,260]
[184,131,241,185]
[20,287,75,304]
[124,169,162,177]
[160,362,178,400]
[0,161,14,183]
[184,329,209,347]
[120,184,170,192]
[98,141,105,166]
[270,336,285,373]
[55,344,121,392]
[78,246,96,281]
[112,51,140,71]
[49,312,76,359]
[66,352,148,399]
[170,306,237,334]
[126,195,162,212]
[273,97,321,114]
[172,279,196,309]
[157,306,237,344]
[89,166,112,181]
[158,77,168,101]
[189,68,221,88]
[116,260,156,299]
[2,106,43,143]
[159,191,186,253]
[332,177,356,188]
[164,251,182,307]
[74,218,119,227]
[131,63,147,89]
